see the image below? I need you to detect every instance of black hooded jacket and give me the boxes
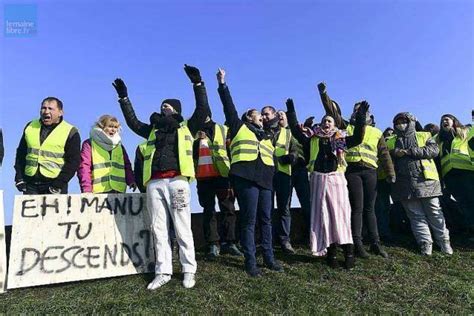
[119,83,209,174]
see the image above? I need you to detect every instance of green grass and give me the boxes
[1,237,473,314]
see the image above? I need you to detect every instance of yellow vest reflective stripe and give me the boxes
[230,124,274,166]
[209,124,231,177]
[439,133,474,177]
[274,128,292,175]
[345,125,381,168]
[308,137,346,173]
[91,140,127,193]
[386,132,439,181]
[142,122,195,185]
[24,119,74,178]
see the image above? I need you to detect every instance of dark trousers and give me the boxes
[273,172,292,244]
[444,171,474,229]
[346,168,380,244]
[233,176,274,270]
[197,177,237,245]
[291,166,311,241]
[25,181,68,194]
[374,179,392,239]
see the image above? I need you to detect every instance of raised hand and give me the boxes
[216,68,226,84]
[184,64,202,84]
[112,78,128,99]
[317,82,327,94]
[304,116,315,128]
[285,98,295,112]
[357,100,370,115]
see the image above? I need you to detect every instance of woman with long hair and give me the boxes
[286,98,368,270]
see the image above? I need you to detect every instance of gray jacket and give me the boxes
[390,116,442,201]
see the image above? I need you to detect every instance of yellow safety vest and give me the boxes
[274,127,292,175]
[209,124,231,178]
[345,125,381,168]
[24,119,74,178]
[142,122,195,185]
[308,137,346,173]
[386,132,439,181]
[469,127,474,164]
[91,140,127,193]
[137,141,148,187]
[438,131,474,177]
[230,124,274,166]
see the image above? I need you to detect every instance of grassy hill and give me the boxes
[1,236,472,314]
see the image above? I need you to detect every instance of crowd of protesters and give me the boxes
[8,65,474,289]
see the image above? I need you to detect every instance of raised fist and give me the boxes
[184,64,202,84]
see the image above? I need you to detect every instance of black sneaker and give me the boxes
[369,243,389,258]
[265,261,284,272]
[221,243,243,256]
[246,266,263,277]
[354,243,369,258]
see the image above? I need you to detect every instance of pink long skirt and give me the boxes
[309,171,353,256]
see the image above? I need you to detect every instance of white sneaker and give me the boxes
[183,273,196,289]
[439,240,453,255]
[420,242,433,256]
[147,274,171,290]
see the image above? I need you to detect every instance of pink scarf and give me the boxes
[305,126,348,168]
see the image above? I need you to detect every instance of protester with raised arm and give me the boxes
[317,82,394,259]
[193,103,242,259]
[217,68,283,277]
[261,106,299,254]
[14,97,81,194]
[112,65,208,289]
[435,114,474,232]
[286,98,367,270]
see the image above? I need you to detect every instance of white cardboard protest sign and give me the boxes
[0,191,7,293]
[7,193,155,289]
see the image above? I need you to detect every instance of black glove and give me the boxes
[317,82,326,94]
[49,186,61,194]
[149,112,162,125]
[278,154,293,165]
[184,64,202,84]
[112,78,128,99]
[286,98,295,112]
[356,101,370,125]
[304,116,315,128]
[15,180,27,193]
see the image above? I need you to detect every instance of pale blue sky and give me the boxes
[1,0,473,224]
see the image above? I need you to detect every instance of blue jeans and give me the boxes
[233,176,274,271]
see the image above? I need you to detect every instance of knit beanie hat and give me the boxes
[161,99,182,114]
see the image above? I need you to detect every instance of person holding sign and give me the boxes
[14,97,81,194]
[217,68,284,277]
[112,65,209,289]
[77,115,137,193]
